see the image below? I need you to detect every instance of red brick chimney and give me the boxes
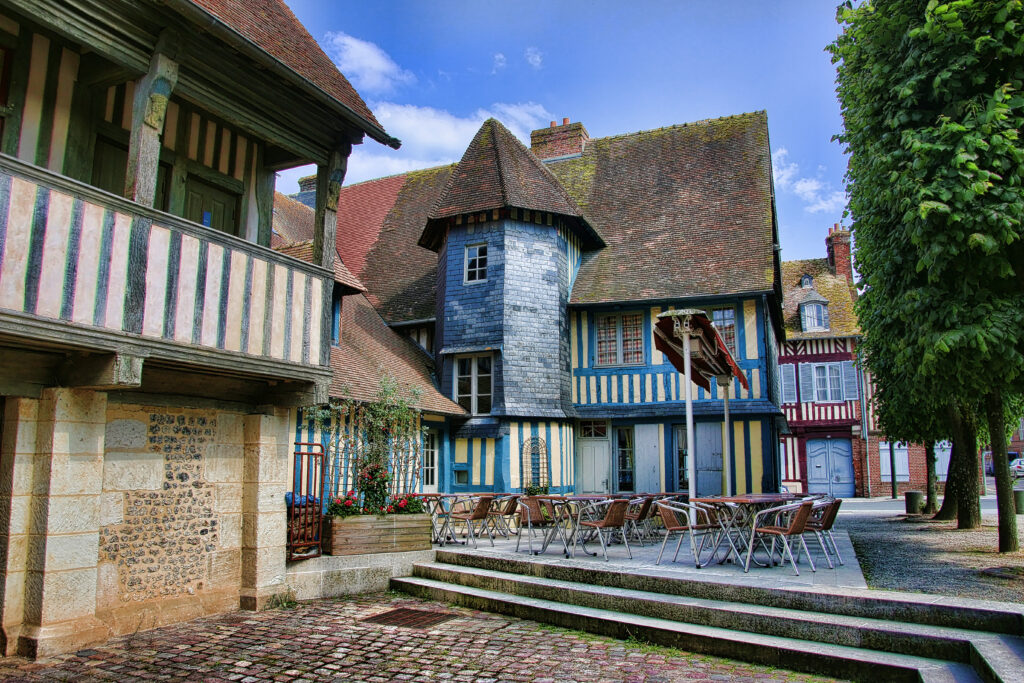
[530,117,589,159]
[826,223,854,285]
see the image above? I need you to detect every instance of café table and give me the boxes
[691,493,802,565]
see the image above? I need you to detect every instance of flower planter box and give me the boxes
[321,513,432,556]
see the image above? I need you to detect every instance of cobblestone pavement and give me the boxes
[0,593,843,682]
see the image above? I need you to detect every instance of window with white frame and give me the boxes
[879,442,910,482]
[798,361,858,403]
[421,431,437,488]
[455,354,492,415]
[801,302,829,332]
[464,243,487,283]
[595,313,644,366]
[711,307,737,356]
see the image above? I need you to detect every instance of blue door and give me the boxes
[806,438,854,497]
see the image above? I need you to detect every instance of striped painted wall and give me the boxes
[781,337,852,357]
[0,165,328,366]
[558,225,582,292]
[9,28,80,173]
[453,436,499,489]
[783,399,860,425]
[780,435,803,492]
[507,420,574,492]
[101,83,256,184]
[569,301,765,407]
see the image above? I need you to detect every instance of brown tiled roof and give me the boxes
[337,167,454,323]
[272,192,315,245]
[547,112,778,304]
[420,119,602,251]
[330,295,465,416]
[781,258,860,339]
[273,240,365,294]
[180,0,396,147]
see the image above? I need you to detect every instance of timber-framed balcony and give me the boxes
[0,153,331,403]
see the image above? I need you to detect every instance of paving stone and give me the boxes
[0,594,843,682]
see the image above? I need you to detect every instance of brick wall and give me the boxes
[530,120,589,159]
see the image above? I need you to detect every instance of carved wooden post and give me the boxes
[313,145,350,270]
[126,35,179,207]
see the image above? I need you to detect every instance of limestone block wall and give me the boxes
[94,403,247,635]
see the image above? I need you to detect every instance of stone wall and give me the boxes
[95,404,244,634]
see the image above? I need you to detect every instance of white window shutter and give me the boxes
[842,360,859,401]
[781,364,797,404]
[798,363,814,403]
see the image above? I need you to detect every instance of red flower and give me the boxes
[387,505,395,513]
[344,500,353,507]
[334,498,341,505]
[347,490,355,496]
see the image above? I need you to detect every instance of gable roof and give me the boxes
[781,258,859,339]
[331,295,465,416]
[337,166,453,324]
[272,191,315,247]
[545,112,778,305]
[276,240,365,294]
[175,0,398,148]
[420,119,602,251]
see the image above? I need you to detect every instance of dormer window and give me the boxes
[801,274,814,288]
[801,302,829,332]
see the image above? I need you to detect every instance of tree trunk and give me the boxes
[954,403,981,529]
[923,440,938,514]
[934,408,961,521]
[985,390,1019,552]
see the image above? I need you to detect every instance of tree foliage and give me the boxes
[830,0,1024,542]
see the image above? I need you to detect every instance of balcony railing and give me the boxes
[0,154,330,384]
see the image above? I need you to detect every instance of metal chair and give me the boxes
[515,496,555,554]
[654,500,718,567]
[744,500,815,575]
[448,495,495,549]
[487,494,521,538]
[802,497,843,568]
[571,498,631,561]
[624,495,656,545]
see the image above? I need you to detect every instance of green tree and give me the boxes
[830,0,1024,549]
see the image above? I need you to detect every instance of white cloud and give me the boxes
[772,148,846,215]
[324,32,415,95]
[492,53,507,74]
[524,47,543,69]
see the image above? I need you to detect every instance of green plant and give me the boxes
[391,494,425,514]
[265,588,297,610]
[524,484,549,496]
[326,490,360,518]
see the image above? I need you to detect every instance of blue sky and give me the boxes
[281,0,849,262]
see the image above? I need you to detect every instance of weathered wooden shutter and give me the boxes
[798,363,814,403]
[822,304,830,330]
[841,360,858,400]
[781,363,797,404]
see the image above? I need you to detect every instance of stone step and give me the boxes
[434,549,1024,635]
[393,575,981,683]
[412,561,1023,682]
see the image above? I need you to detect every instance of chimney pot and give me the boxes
[562,117,570,125]
[550,121,556,128]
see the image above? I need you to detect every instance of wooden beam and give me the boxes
[59,352,143,389]
[313,145,349,269]
[125,32,179,207]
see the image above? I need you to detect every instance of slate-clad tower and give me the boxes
[418,120,603,489]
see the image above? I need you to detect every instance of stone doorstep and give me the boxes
[409,562,1024,682]
[434,549,1024,636]
[393,576,978,683]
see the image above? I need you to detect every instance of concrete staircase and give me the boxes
[392,549,1024,683]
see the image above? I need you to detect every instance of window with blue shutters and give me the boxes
[781,363,797,404]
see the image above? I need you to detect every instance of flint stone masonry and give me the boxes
[98,412,219,602]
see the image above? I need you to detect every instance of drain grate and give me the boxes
[360,607,458,629]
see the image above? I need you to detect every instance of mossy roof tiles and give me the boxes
[187,0,384,135]
[781,258,860,339]
[330,294,465,416]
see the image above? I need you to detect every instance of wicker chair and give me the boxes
[654,500,718,567]
[515,496,554,554]
[487,494,521,539]
[571,498,631,561]
[448,495,495,549]
[744,500,815,575]
[624,496,656,545]
[802,497,843,568]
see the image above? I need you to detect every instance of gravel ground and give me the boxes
[845,512,1024,603]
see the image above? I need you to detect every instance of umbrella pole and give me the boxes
[719,375,732,496]
[683,325,697,524]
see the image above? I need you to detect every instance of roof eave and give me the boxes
[163,0,401,150]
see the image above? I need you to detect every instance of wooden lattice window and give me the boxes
[521,437,548,488]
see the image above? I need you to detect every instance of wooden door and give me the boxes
[186,176,239,236]
[634,424,661,493]
[578,439,609,494]
[695,422,723,497]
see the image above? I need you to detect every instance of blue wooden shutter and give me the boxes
[781,363,797,404]
[822,304,830,330]
[841,360,858,400]
[798,363,814,403]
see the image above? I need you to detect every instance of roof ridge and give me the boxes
[583,110,767,147]
[341,163,457,189]
[488,120,513,209]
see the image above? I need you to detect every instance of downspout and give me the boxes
[857,350,871,497]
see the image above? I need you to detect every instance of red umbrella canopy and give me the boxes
[653,309,749,393]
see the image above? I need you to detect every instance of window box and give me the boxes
[321,513,432,555]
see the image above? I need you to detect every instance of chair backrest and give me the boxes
[628,496,654,520]
[601,498,629,527]
[818,498,842,531]
[499,494,520,515]
[468,495,495,520]
[518,496,545,524]
[785,500,815,535]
